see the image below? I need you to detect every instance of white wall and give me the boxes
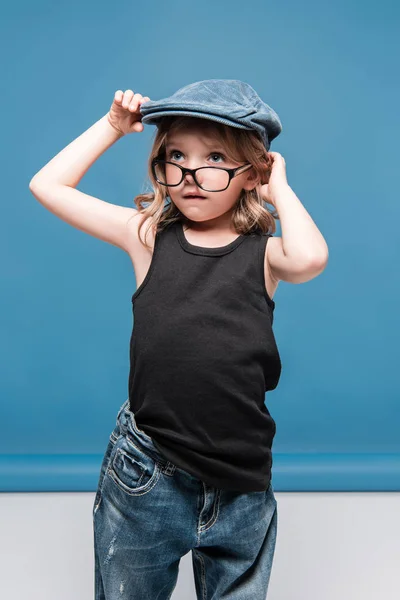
[1,491,399,600]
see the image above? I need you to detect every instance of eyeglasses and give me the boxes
[151,159,253,192]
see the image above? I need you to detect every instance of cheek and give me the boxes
[220,181,243,204]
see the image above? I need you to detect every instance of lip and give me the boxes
[183,194,207,199]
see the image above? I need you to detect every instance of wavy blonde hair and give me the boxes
[131,115,279,250]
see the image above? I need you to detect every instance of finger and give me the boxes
[114,90,124,103]
[138,97,150,112]
[128,93,144,112]
[122,90,135,108]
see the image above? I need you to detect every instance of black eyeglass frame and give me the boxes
[151,159,254,193]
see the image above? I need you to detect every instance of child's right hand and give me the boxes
[107,90,151,136]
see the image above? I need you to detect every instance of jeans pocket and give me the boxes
[267,481,277,507]
[107,432,161,496]
[93,428,120,517]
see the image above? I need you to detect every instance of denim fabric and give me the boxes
[93,398,278,599]
[139,79,282,151]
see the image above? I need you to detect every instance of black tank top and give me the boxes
[128,219,281,492]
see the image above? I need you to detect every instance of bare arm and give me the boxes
[29,91,149,253]
[29,114,138,252]
[266,184,329,284]
[29,113,125,188]
[262,153,329,284]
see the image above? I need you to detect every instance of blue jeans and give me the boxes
[93,398,278,599]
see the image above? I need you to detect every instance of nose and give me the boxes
[183,170,195,183]
[181,170,199,189]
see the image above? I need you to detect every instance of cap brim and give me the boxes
[141,109,256,130]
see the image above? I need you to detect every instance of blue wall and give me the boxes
[1,0,399,491]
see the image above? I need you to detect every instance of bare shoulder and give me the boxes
[263,235,281,301]
[126,212,157,251]
[125,212,157,289]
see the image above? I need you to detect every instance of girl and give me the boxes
[29,80,328,599]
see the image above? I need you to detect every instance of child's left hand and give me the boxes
[261,152,289,206]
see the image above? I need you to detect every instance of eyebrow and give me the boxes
[165,141,225,151]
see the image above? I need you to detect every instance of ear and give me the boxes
[242,167,260,192]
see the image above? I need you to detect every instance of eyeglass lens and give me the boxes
[154,162,230,192]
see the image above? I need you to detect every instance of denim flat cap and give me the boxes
[139,79,282,151]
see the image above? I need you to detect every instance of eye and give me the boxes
[168,150,183,161]
[166,150,226,163]
[209,153,225,163]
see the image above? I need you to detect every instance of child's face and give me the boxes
[164,127,256,224]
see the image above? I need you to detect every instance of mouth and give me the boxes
[183,194,207,199]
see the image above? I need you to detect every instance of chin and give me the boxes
[180,210,214,222]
